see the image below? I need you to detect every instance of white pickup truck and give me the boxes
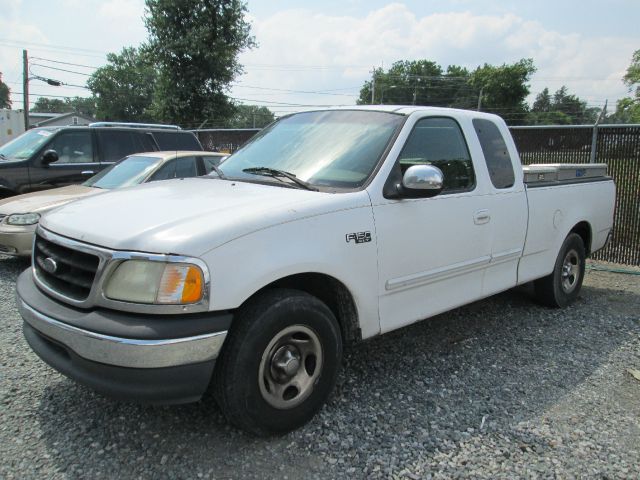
[17,106,615,435]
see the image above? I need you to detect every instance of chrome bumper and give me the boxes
[18,299,227,369]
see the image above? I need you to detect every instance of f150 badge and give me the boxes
[345,231,372,244]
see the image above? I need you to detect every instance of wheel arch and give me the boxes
[244,272,362,344]
[569,221,592,257]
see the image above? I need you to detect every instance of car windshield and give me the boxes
[0,128,60,161]
[219,110,404,189]
[83,155,162,189]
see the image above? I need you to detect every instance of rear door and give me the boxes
[27,129,97,191]
[471,118,528,296]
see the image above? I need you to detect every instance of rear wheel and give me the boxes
[534,233,586,308]
[214,288,342,436]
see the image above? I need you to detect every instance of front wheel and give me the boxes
[213,289,342,436]
[534,233,586,308]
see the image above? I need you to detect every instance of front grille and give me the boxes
[0,214,6,224]
[34,234,100,301]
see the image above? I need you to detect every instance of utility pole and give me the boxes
[22,49,29,130]
[370,67,376,104]
[477,87,484,111]
[589,99,607,164]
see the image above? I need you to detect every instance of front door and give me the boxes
[28,130,97,191]
[372,116,493,333]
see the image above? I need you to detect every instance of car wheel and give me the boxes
[534,233,586,308]
[214,288,342,436]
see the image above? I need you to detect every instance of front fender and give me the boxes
[202,205,381,339]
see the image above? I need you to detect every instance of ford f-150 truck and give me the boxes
[16,106,615,436]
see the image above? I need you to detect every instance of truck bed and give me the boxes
[518,171,615,285]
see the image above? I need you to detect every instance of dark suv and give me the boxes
[0,123,203,197]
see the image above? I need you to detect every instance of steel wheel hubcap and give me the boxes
[258,325,323,409]
[561,249,580,293]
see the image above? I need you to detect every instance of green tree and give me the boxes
[532,87,552,113]
[469,59,536,125]
[32,97,66,113]
[87,47,157,122]
[609,49,640,123]
[357,60,472,108]
[0,73,11,109]
[528,86,599,125]
[32,96,97,117]
[144,0,255,126]
[358,58,536,124]
[226,105,275,128]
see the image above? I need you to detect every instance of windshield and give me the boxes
[83,155,162,189]
[219,110,404,189]
[0,128,59,161]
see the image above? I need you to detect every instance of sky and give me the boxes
[1,0,638,121]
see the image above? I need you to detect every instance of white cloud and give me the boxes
[233,4,636,113]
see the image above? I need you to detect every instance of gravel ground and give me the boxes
[1,255,639,479]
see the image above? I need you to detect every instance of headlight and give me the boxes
[6,213,41,225]
[104,260,205,305]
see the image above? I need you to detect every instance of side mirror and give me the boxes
[398,164,444,198]
[42,150,59,166]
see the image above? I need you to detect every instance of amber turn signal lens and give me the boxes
[156,264,205,304]
[181,265,204,303]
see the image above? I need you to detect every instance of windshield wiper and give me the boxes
[0,153,6,160]
[210,162,227,180]
[242,167,318,191]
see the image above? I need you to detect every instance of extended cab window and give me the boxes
[47,131,94,164]
[398,117,474,193]
[473,118,515,189]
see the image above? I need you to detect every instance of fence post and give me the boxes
[589,100,607,163]
[589,126,598,163]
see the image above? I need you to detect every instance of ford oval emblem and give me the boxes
[42,257,58,274]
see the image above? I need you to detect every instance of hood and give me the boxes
[0,185,99,215]
[40,178,371,256]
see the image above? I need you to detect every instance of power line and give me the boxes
[232,84,358,97]
[13,91,93,100]
[30,63,93,77]
[0,39,107,58]
[230,97,349,107]
[30,57,100,70]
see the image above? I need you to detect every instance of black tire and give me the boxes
[534,233,586,308]
[213,288,342,436]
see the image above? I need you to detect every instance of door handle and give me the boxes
[81,170,95,175]
[474,209,491,225]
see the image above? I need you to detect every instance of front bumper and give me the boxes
[0,224,36,256]
[17,269,232,404]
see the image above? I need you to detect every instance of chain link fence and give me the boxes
[511,125,640,266]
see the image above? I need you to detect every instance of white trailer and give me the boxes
[0,110,25,146]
